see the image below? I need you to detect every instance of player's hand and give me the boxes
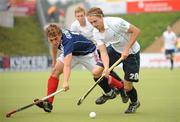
[121,48,129,60]
[62,82,69,91]
[102,68,110,78]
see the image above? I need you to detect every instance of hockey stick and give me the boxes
[77,58,123,106]
[6,88,64,118]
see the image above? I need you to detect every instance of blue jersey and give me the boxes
[58,30,96,57]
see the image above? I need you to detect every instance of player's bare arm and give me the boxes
[63,53,73,91]
[48,35,61,67]
[122,24,141,59]
[98,44,110,78]
[51,44,58,67]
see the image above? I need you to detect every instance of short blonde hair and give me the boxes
[45,23,61,38]
[87,7,104,17]
[74,6,86,15]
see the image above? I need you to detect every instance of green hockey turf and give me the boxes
[0,68,180,122]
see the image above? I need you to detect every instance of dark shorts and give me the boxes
[165,49,175,56]
[97,45,140,82]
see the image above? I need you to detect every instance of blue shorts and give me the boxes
[165,49,175,56]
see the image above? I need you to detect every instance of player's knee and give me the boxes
[51,66,62,77]
[166,55,171,59]
[92,68,102,78]
[124,81,133,91]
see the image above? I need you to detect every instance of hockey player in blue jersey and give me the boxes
[34,23,125,112]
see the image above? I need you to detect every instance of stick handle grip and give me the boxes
[109,57,123,71]
[41,88,64,100]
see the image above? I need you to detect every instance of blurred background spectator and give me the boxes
[0,0,11,11]
[176,34,180,52]
[46,0,59,22]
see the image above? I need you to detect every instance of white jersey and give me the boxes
[163,31,177,50]
[93,17,140,54]
[70,18,94,40]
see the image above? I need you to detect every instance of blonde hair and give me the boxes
[74,6,86,15]
[87,7,104,17]
[45,23,61,38]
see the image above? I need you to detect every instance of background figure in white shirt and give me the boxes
[163,25,177,70]
[71,6,129,104]
[87,7,141,114]
[70,6,94,40]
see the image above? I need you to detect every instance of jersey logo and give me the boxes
[63,30,72,39]
[71,31,80,35]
